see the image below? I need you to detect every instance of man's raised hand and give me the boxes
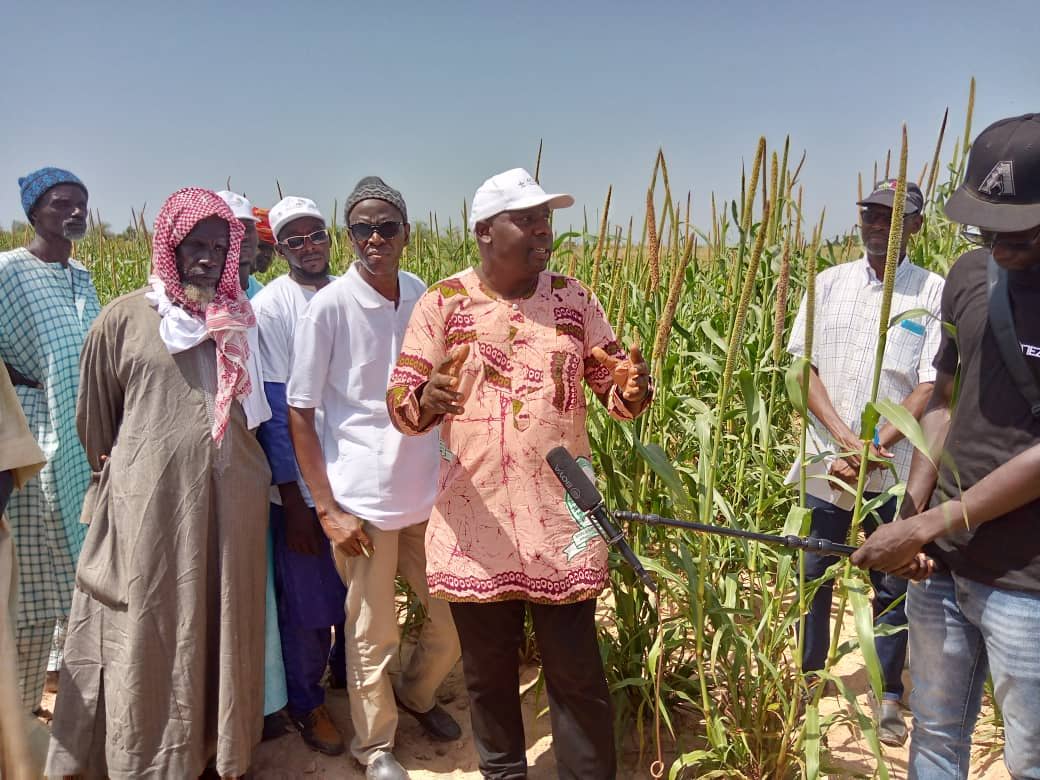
[419,345,470,420]
[592,343,650,403]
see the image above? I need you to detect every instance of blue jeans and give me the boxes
[802,494,908,698]
[908,573,1040,779]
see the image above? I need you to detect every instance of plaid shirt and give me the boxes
[0,248,99,627]
[787,256,944,509]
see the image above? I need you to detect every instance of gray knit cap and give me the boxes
[344,176,407,223]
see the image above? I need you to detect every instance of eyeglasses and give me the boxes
[349,221,403,241]
[961,224,1040,250]
[859,208,915,227]
[280,229,329,250]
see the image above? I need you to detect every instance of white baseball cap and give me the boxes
[269,196,325,240]
[215,190,258,222]
[468,168,574,231]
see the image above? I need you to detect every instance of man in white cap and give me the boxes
[387,168,651,779]
[290,177,461,780]
[216,190,263,297]
[215,190,293,742]
[253,196,347,756]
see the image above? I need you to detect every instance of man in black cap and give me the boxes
[787,178,944,745]
[854,114,1040,777]
[289,178,461,780]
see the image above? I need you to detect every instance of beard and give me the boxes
[183,283,217,307]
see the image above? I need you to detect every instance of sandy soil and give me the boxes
[37,607,1010,779]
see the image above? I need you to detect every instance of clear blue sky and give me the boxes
[1,0,1037,237]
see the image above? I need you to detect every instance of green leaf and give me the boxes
[738,370,768,449]
[848,578,884,698]
[784,505,812,536]
[873,397,935,465]
[803,702,821,780]
[785,356,810,414]
[859,403,880,442]
[635,441,693,508]
[888,306,936,328]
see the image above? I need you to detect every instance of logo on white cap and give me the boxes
[215,190,258,221]
[468,168,574,232]
[269,196,325,239]
[979,161,1016,197]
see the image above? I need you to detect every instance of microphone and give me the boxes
[545,447,657,592]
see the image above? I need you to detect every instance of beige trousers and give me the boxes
[333,521,460,765]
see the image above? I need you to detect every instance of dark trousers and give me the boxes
[329,622,346,685]
[801,493,908,698]
[449,599,616,780]
[270,504,347,716]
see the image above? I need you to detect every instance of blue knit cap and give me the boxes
[18,167,87,217]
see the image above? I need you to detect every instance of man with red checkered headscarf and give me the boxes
[46,188,273,779]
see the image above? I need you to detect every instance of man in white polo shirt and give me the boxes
[288,177,460,780]
[787,180,944,745]
[254,196,347,755]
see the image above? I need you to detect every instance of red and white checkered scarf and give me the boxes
[151,187,256,443]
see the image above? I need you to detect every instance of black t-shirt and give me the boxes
[929,249,1040,591]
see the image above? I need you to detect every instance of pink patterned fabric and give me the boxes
[151,187,254,443]
[388,268,648,604]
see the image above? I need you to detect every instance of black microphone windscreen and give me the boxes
[545,447,603,512]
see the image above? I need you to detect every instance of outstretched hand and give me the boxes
[591,343,650,403]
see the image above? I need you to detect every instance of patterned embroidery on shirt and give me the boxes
[431,278,469,298]
[393,352,433,380]
[551,351,580,411]
[483,363,512,390]
[478,341,512,374]
[513,365,543,398]
[428,567,606,601]
[445,311,478,350]
[554,306,584,341]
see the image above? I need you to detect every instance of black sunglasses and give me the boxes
[280,229,330,250]
[349,221,403,241]
[859,208,914,226]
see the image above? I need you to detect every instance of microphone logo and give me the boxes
[560,455,600,561]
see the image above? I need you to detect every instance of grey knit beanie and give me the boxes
[344,176,407,223]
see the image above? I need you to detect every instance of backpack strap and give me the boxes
[987,255,1040,419]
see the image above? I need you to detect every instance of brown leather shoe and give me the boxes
[292,704,345,756]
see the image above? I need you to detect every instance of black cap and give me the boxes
[944,113,1040,232]
[858,179,925,215]
[344,176,407,224]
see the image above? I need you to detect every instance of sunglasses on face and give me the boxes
[280,229,330,250]
[859,208,914,227]
[961,225,1040,250]
[348,221,403,241]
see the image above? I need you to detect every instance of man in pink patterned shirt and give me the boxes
[387,168,651,779]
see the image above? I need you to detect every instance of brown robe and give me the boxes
[45,289,271,779]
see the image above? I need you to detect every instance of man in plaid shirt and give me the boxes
[787,181,944,745]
